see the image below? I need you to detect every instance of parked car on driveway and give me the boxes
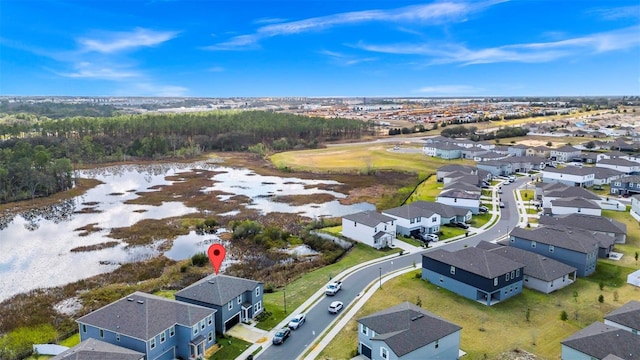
[424,233,439,242]
[288,314,306,330]
[455,222,470,229]
[479,205,489,213]
[328,301,344,314]
[272,327,291,345]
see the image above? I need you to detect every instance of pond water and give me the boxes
[0,161,373,301]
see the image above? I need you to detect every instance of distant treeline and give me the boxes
[0,100,118,118]
[0,111,369,203]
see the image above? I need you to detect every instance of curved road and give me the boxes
[258,176,528,360]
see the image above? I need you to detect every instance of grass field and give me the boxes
[258,243,401,330]
[208,336,251,360]
[406,175,443,202]
[270,143,472,175]
[319,265,639,360]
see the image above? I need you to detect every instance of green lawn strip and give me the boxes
[319,264,640,360]
[470,213,492,228]
[406,175,442,203]
[59,333,80,347]
[601,209,640,268]
[152,289,177,299]
[396,236,424,248]
[525,208,538,215]
[320,225,342,235]
[257,244,401,330]
[208,336,252,360]
[519,189,534,201]
[440,225,467,240]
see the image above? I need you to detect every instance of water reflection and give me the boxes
[0,161,373,301]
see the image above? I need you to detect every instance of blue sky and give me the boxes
[1,0,639,97]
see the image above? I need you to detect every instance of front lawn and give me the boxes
[440,225,468,240]
[406,175,442,202]
[208,336,252,360]
[470,213,492,228]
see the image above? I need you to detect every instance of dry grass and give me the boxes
[319,267,640,360]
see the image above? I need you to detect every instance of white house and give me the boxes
[550,145,581,162]
[342,210,396,249]
[596,158,640,175]
[550,198,601,216]
[436,188,481,214]
[541,167,595,187]
[382,203,441,236]
[603,300,640,335]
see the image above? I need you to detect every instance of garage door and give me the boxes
[225,312,240,332]
[154,347,175,360]
[360,343,372,359]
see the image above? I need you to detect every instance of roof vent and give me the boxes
[127,298,134,301]
[207,280,215,284]
[410,314,424,321]
[137,300,144,304]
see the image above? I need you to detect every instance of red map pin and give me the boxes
[207,244,226,275]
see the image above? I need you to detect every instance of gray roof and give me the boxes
[175,274,262,307]
[545,186,601,200]
[435,142,464,151]
[410,200,471,219]
[510,226,599,254]
[543,166,595,176]
[618,175,640,184]
[383,203,436,220]
[478,152,505,159]
[443,181,481,192]
[551,197,600,209]
[423,247,523,279]
[538,214,626,235]
[51,338,144,360]
[593,167,625,179]
[342,210,395,227]
[553,145,580,153]
[76,292,215,341]
[483,243,577,281]
[604,300,640,330]
[437,164,476,174]
[598,158,640,167]
[437,188,481,200]
[561,322,640,360]
[357,302,461,357]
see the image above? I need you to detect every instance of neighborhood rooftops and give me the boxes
[538,214,626,235]
[544,186,601,200]
[423,247,523,279]
[543,166,595,176]
[437,188,481,200]
[604,300,640,331]
[561,322,640,360]
[357,302,461,358]
[510,226,599,254]
[383,203,436,219]
[410,200,470,219]
[175,274,262,307]
[76,292,215,341]
[51,338,144,360]
[550,197,601,209]
[342,210,395,227]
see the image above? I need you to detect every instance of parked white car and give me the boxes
[288,314,306,329]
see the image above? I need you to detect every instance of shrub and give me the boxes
[191,252,208,267]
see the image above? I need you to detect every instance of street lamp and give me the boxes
[283,285,287,314]
[379,267,382,289]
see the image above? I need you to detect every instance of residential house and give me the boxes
[607,137,637,152]
[476,242,577,294]
[540,184,602,209]
[593,167,625,186]
[492,145,510,155]
[549,197,601,216]
[561,322,640,360]
[422,247,525,306]
[476,160,513,177]
[538,213,627,244]
[596,158,640,175]
[550,145,581,162]
[475,151,509,161]
[508,226,599,277]
[476,141,495,150]
[76,292,217,360]
[526,146,551,158]
[175,274,264,335]
[51,338,145,360]
[461,145,488,160]
[434,142,464,160]
[357,302,462,360]
[503,156,547,173]
[408,200,473,225]
[541,166,595,187]
[604,300,640,335]
[507,144,529,157]
[631,195,640,222]
[436,165,479,182]
[341,210,396,249]
[382,203,441,237]
[576,152,602,164]
[436,188,481,215]
[610,175,640,195]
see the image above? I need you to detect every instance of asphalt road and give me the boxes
[257,176,529,360]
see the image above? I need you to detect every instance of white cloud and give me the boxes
[253,17,288,25]
[590,5,640,20]
[78,27,179,53]
[130,83,189,97]
[416,85,481,94]
[355,25,640,65]
[319,50,376,66]
[57,62,139,80]
[207,66,225,72]
[205,1,507,50]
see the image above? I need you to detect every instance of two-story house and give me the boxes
[604,300,640,335]
[422,247,525,306]
[357,302,462,360]
[507,144,529,157]
[611,175,640,196]
[561,322,640,360]
[508,226,599,277]
[76,292,217,360]
[341,210,396,249]
[51,338,145,360]
[541,166,595,187]
[596,158,640,175]
[175,274,264,335]
[382,203,441,237]
[404,200,472,225]
[436,188,481,215]
[538,213,627,244]
[550,145,581,162]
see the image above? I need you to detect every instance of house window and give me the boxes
[506,272,510,281]
[256,287,260,297]
[374,227,377,232]
[254,301,262,313]
[200,320,206,330]
[494,277,498,286]
[450,266,456,275]
[354,222,357,227]
[615,181,621,186]
[454,198,457,202]
[160,332,166,343]
[410,218,415,224]
[208,315,213,325]
[510,236,514,243]
[435,339,439,349]
[361,324,368,335]
[577,208,581,213]
[531,241,536,248]
[511,271,515,279]
[381,347,389,359]
[237,295,242,304]
[432,216,437,222]
[228,301,233,310]
[82,324,86,333]
[193,325,198,335]
[549,245,554,253]
[150,338,156,350]
[208,331,214,342]
[99,329,104,338]
[170,326,175,337]
[116,333,120,341]
[439,276,444,283]
[516,269,520,277]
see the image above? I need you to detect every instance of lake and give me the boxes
[0,161,373,301]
